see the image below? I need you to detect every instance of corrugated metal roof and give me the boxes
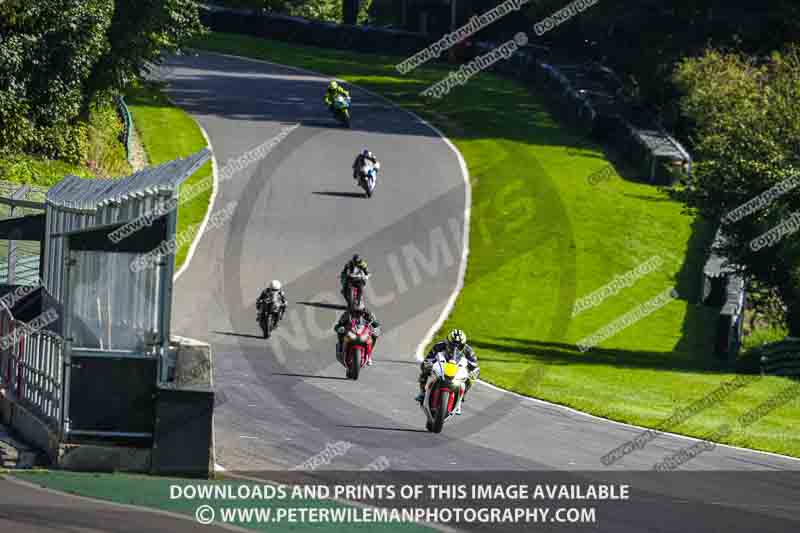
[46,149,210,211]
[704,227,739,278]
[632,128,688,160]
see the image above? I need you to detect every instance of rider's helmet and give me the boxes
[329,80,339,91]
[362,148,370,157]
[447,329,466,350]
[270,280,282,291]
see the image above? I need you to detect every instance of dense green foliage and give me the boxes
[672,47,800,335]
[463,1,800,132]
[213,0,376,24]
[0,0,203,163]
[193,30,800,458]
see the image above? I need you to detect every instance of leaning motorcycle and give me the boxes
[357,161,379,198]
[331,95,351,128]
[343,269,369,310]
[421,350,470,433]
[337,317,374,380]
[257,297,281,339]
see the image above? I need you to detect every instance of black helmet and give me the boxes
[352,254,360,263]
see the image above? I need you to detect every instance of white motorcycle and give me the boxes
[357,161,379,198]
[420,349,471,433]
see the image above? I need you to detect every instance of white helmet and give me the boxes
[270,280,282,290]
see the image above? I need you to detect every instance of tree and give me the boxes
[0,0,203,162]
[286,0,343,23]
[0,0,114,160]
[672,47,800,335]
[87,0,205,101]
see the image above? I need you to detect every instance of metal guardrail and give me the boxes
[202,8,691,185]
[759,340,800,378]
[116,95,135,167]
[0,308,64,429]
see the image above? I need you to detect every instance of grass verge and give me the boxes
[126,82,214,271]
[189,32,800,458]
[0,102,130,187]
[5,470,433,532]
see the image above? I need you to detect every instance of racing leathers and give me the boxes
[257,288,287,321]
[334,308,381,365]
[353,151,379,180]
[324,84,350,108]
[340,260,369,299]
[416,341,479,413]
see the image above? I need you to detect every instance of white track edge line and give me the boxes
[477,378,800,464]
[187,50,471,363]
[174,123,219,282]
[193,49,800,467]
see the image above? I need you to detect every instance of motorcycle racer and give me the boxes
[334,306,381,366]
[324,80,350,109]
[416,329,479,415]
[340,254,370,299]
[353,149,380,181]
[257,280,287,321]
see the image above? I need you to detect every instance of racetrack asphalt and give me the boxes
[157,50,800,532]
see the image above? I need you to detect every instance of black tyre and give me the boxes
[432,390,448,433]
[349,347,362,381]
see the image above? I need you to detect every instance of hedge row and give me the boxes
[200,5,434,57]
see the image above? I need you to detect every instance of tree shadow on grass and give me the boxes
[472,336,733,375]
[670,215,722,367]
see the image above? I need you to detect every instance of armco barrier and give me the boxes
[200,4,435,57]
[200,5,690,182]
[116,95,135,167]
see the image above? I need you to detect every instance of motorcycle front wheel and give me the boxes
[348,347,362,380]
[432,390,448,433]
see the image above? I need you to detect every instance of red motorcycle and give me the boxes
[338,317,374,380]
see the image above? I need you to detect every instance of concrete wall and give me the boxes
[0,390,60,464]
[171,335,213,387]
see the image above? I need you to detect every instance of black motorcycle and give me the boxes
[257,296,283,339]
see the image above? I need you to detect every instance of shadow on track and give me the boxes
[271,372,351,381]
[337,424,428,433]
[312,191,365,199]
[297,301,347,311]
[213,330,263,339]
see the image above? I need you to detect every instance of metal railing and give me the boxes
[0,307,64,429]
[116,95,135,167]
